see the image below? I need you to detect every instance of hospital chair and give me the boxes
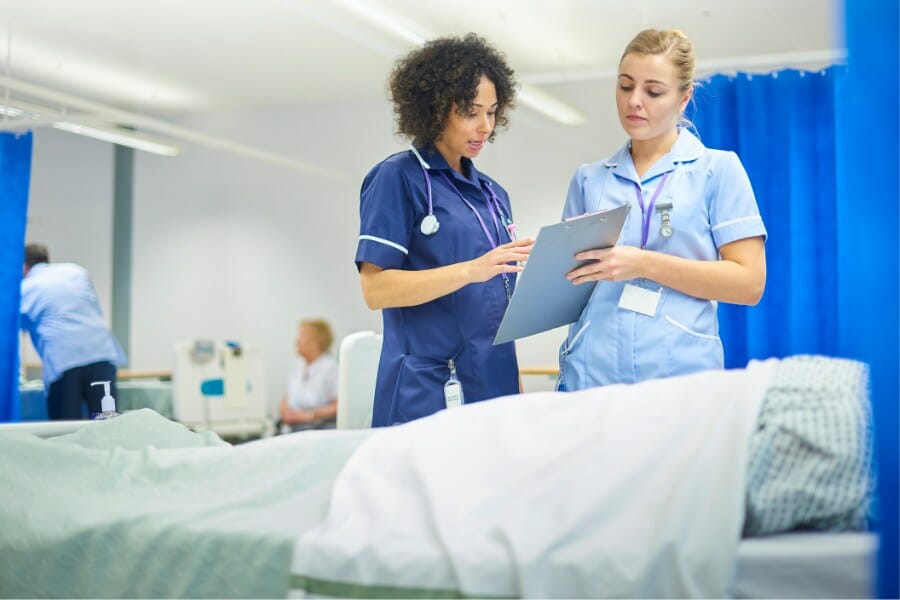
[336,330,381,429]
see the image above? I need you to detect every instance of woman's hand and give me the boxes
[565,237,766,305]
[567,245,647,285]
[360,237,533,310]
[280,397,317,424]
[466,238,534,283]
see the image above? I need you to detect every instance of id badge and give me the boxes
[618,282,661,317]
[444,379,463,408]
[444,358,465,408]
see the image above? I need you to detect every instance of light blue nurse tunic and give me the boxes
[559,129,767,390]
[355,146,519,426]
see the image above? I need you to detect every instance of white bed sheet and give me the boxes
[2,359,875,599]
[734,532,877,599]
[290,360,778,598]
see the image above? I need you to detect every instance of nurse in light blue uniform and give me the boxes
[356,34,533,426]
[560,29,767,391]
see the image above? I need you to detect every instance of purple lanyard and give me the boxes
[633,172,670,249]
[439,171,513,298]
[439,172,510,249]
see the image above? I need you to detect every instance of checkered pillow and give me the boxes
[743,355,874,536]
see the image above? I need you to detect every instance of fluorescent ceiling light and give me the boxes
[6,34,203,111]
[52,121,180,156]
[517,85,587,126]
[333,0,428,46]
[0,105,24,118]
[0,76,346,177]
[329,0,586,126]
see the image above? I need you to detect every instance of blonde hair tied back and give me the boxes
[620,28,696,94]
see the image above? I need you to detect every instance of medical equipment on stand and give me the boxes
[173,340,271,438]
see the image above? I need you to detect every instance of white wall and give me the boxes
[24,89,625,412]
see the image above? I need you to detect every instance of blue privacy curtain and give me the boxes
[838,1,898,596]
[0,131,32,422]
[691,38,899,598]
[690,66,843,367]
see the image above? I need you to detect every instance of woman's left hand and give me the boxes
[566,245,647,285]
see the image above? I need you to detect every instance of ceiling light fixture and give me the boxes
[330,0,587,127]
[0,104,24,118]
[0,74,347,177]
[332,0,428,46]
[52,121,180,156]
[517,84,587,126]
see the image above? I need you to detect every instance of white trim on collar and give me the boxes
[603,129,706,167]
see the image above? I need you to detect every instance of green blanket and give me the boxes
[0,409,370,598]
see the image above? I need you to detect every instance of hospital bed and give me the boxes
[0,355,875,598]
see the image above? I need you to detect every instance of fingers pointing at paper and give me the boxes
[469,238,534,283]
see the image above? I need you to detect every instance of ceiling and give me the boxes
[0,0,841,165]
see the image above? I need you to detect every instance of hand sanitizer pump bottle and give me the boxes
[91,380,120,420]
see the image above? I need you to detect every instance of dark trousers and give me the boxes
[47,361,118,420]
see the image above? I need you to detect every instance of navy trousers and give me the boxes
[46,361,118,420]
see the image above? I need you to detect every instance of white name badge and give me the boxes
[618,282,661,317]
[444,379,464,409]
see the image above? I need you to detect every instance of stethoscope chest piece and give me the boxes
[420,213,440,236]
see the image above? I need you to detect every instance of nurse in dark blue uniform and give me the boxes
[355,34,533,426]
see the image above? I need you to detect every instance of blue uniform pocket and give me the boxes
[393,353,455,424]
[558,319,591,391]
[662,314,723,375]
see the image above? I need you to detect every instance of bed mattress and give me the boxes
[734,532,877,599]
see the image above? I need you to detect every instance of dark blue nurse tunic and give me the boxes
[355,146,519,426]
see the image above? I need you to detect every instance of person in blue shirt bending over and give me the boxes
[355,34,533,426]
[558,29,768,391]
[20,243,127,420]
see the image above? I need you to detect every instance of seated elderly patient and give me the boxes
[278,319,338,433]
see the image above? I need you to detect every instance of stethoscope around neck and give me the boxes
[415,145,440,235]
[410,146,515,243]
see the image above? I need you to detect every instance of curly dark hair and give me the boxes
[389,33,517,147]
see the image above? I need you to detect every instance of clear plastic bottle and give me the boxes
[91,380,121,420]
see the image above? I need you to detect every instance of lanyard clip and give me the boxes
[506,220,518,241]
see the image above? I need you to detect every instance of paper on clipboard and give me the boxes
[493,204,630,345]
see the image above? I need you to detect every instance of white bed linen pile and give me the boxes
[290,359,778,598]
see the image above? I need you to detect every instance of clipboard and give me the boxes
[493,204,630,345]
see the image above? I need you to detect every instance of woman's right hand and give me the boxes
[360,238,533,310]
[466,238,534,283]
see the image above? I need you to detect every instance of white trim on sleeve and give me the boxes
[711,216,762,232]
[359,235,409,255]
